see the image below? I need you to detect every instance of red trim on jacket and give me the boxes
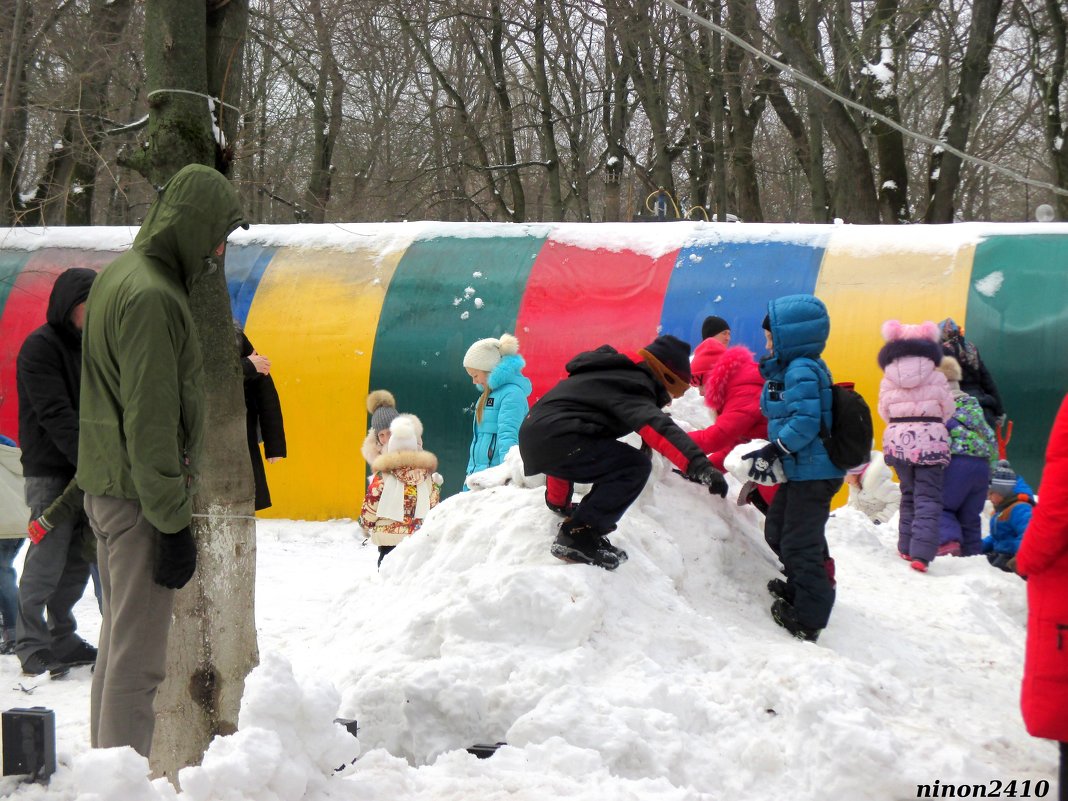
[638,424,691,471]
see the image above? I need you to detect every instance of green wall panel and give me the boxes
[369,235,546,497]
[967,234,1068,486]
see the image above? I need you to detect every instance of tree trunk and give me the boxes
[601,12,630,221]
[533,0,563,220]
[923,0,1003,223]
[724,0,765,222]
[773,0,881,222]
[126,0,257,783]
[0,0,31,225]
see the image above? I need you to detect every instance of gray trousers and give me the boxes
[85,494,175,758]
[16,476,91,663]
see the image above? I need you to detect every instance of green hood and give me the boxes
[133,164,247,291]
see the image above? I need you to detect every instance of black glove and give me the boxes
[686,461,729,498]
[153,526,197,589]
[742,441,786,485]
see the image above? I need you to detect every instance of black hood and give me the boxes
[47,267,97,341]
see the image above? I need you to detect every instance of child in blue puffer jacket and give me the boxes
[984,459,1034,572]
[462,333,532,488]
[742,295,845,643]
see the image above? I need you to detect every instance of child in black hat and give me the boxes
[518,334,727,570]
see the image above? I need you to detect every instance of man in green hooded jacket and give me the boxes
[78,164,247,758]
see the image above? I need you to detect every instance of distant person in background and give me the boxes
[0,434,27,655]
[1015,393,1068,800]
[462,333,531,488]
[939,318,1005,430]
[235,324,286,510]
[359,415,441,567]
[15,267,98,679]
[700,315,731,346]
[984,460,1034,573]
[935,356,995,558]
[844,451,900,526]
[877,320,955,574]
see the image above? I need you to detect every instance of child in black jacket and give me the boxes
[519,335,727,570]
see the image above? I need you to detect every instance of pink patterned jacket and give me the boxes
[877,320,955,466]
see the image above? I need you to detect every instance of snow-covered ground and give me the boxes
[0,392,1056,800]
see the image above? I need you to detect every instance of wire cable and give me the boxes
[661,0,1068,198]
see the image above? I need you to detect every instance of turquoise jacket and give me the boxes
[466,354,531,480]
[759,295,845,482]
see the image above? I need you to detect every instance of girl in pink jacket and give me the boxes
[877,320,955,572]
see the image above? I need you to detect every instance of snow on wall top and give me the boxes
[1,220,1067,257]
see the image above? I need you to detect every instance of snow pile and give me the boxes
[0,389,1056,800]
[176,655,359,801]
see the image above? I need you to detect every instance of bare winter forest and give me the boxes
[1,0,1065,228]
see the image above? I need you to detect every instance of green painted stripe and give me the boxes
[0,250,32,322]
[369,235,546,497]
[967,234,1068,486]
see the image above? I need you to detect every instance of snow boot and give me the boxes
[910,558,929,573]
[766,578,793,603]
[770,598,821,643]
[936,541,961,558]
[550,521,622,571]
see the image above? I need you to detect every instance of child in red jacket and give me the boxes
[688,336,776,513]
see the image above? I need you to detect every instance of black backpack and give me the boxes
[820,382,874,470]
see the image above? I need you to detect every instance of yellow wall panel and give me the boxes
[815,231,975,452]
[243,248,404,520]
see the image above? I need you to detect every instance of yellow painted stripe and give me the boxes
[815,230,975,450]
[243,247,404,520]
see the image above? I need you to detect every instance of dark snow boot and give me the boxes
[551,521,622,571]
[770,598,821,643]
[766,578,793,603]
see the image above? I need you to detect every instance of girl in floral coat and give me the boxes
[359,416,441,567]
[877,320,955,572]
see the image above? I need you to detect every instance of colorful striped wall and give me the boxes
[1,222,1065,521]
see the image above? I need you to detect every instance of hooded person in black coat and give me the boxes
[14,267,98,677]
[519,334,727,570]
[939,318,1005,430]
[235,325,286,510]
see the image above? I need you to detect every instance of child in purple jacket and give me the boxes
[878,320,955,572]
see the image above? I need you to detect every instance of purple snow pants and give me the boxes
[939,455,990,557]
[890,459,945,564]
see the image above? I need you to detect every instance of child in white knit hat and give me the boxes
[359,415,442,567]
[461,333,532,489]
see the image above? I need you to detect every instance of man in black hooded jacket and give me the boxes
[519,334,727,570]
[14,267,98,678]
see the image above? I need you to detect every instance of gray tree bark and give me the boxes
[121,0,257,783]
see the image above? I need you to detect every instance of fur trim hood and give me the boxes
[878,319,943,370]
[703,346,759,412]
[487,352,532,395]
[877,338,943,370]
[361,412,423,464]
[371,448,438,473]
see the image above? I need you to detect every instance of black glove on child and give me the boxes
[153,526,197,589]
[686,461,729,498]
[741,441,786,485]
